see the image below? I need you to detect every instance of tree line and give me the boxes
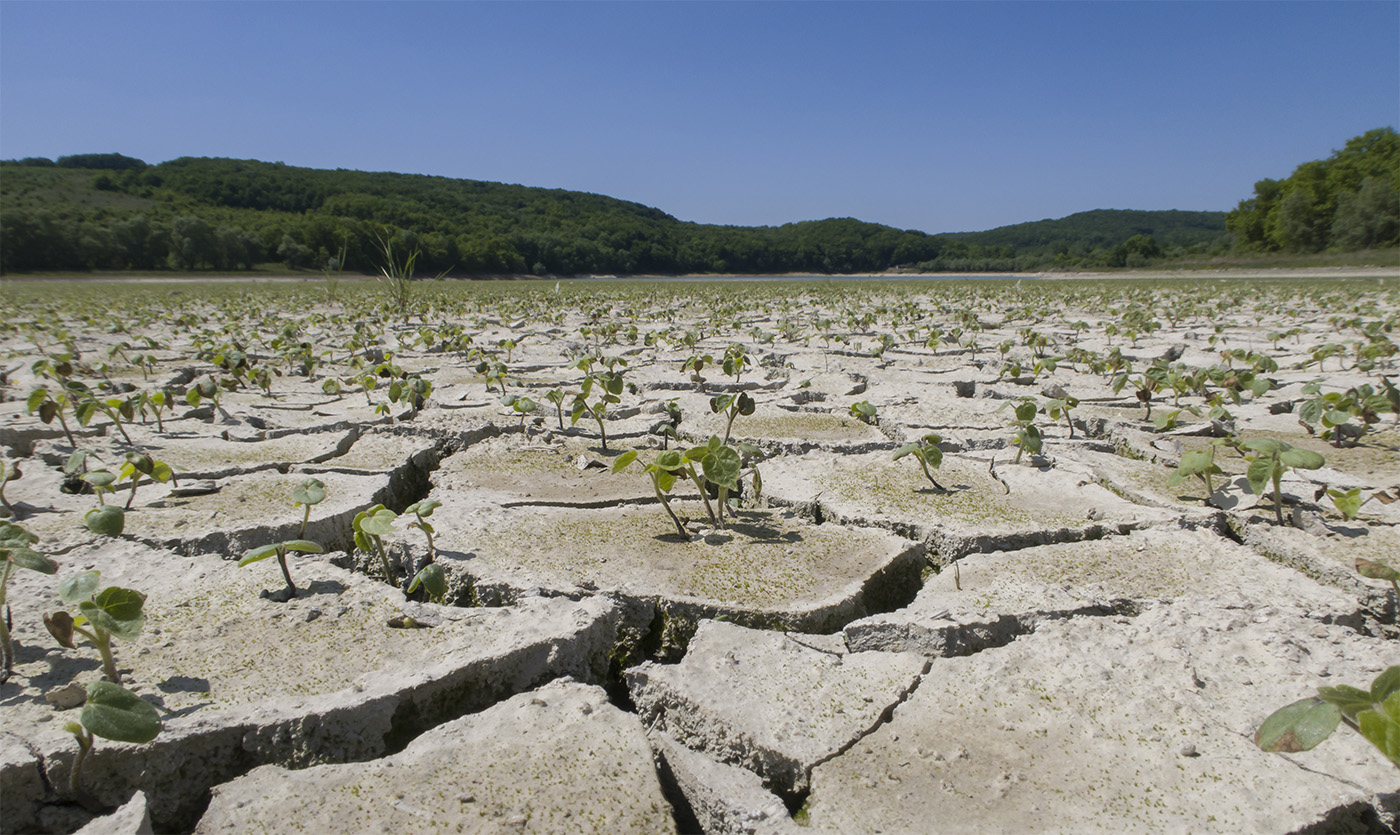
[1226,127,1400,253]
[2,130,1393,276]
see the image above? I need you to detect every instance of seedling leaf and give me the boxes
[81,681,161,744]
[1255,697,1341,752]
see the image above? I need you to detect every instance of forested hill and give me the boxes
[4,131,1394,276]
[919,209,1229,272]
[1,156,947,275]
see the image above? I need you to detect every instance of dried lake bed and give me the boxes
[0,274,1397,833]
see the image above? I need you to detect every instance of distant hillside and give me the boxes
[7,144,1384,276]
[0,156,942,275]
[913,209,1230,272]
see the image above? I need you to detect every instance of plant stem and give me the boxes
[684,468,719,526]
[69,728,93,798]
[651,473,688,538]
[374,538,396,586]
[275,547,298,598]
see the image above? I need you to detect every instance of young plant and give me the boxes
[402,499,441,559]
[721,343,751,383]
[1327,487,1364,520]
[1355,557,1400,607]
[44,570,146,684]
[0,521,58,683]
[0,460,19,519]
[1042,393,1080,439]
[1241,438,1325,525]
[570,356,627,450]
[137,389,173,432]
[407,562,448,604]
[500,394,538,430]
[850,400,878,425]
[238,478,327,602]
[118,452,175,510]
[72,389,136,446]
[1006,399,1043,464]
[544,388,569,430]
[613,449,690,537]
[893,433,946,490]
[25,384,78,446]
[710,392,755,444]
[64,680,162,800]
[1256,665,1399,772]
[1168,440,1229,502]
[353,504,400,586]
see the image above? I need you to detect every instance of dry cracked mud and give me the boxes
[0,275,1397,834]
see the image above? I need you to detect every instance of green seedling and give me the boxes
[407,562,448,604]
[0,460,19,519]
[721,343,751,382]
[1256,665,1399,772]
[893,433,946,490]
[1042,393,1080,439]
[1297,381,1395,447]
[1356,558,1399,599]
[475,358,510,394]
[544,388,569,430]
[613,449,693,538]
[44,570,146,684]
[72,389,136,446]
[118,452,175,510]
[64,680,161,800]
[1327,487,1364,520]
[682,354,714,388]
[1003,399,1043,464]
[25,385,78,446]
[1241,438,1325,525]
[649,400,683,449]
[402,499,441,559]
[353,504,400,586]
[501,394,538,429]
[1168,441,1228,501]
[850,400,878,425]
[184,373,230,421]
[1,521,58,683]
[570,356,627,450]
[710,392,755,444]
[238,478,326,602]
[322,378,343,400]
[138,389,173,432]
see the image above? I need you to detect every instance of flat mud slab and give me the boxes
[430,503,924,633]
[802,598,1399,834]
[195,680,676,835]
[761,449,1177,559]
[0,541,622,832]
[628,620,929,796]
[843,526,1374,656]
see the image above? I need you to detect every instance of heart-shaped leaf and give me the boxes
[59,570,102,604]
[291,478,326,507]
[81,681,161,744]
[1256,697,1341,753]
[84,506,125,537]
[702,446,742,491]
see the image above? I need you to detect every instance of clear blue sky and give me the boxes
[2,1,1397,234]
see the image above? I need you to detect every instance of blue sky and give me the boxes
[2,1,1396,234]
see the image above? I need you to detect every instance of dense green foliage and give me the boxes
[1227,128,1400,253]
[1,157,943,275]
[2,129,1393,276]
[916,209,1229,272]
